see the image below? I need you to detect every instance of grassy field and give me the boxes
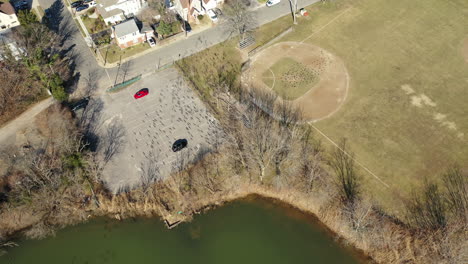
[183,0,468,214]
[101,43,151,64]
[261,57,318,100]
[82,14,108,34]
[263,0,468,213]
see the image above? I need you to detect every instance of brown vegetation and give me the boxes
[0,19,74,126]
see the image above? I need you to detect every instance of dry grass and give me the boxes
[232,0,468,215]
[101,43,151,64]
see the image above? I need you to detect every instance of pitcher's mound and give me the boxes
[244,42,349,122]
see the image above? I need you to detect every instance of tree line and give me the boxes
[0,10,75,125]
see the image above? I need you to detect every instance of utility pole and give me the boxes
[289,0,298,25]
[185,0,191,38]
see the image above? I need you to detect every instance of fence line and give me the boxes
[107,74,142,93]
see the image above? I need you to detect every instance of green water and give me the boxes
[0,197,363,264]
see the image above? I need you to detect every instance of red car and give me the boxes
[134,88,149,99]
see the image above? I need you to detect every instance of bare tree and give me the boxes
[442,166,468,224]
[100,120,126,164]
[223,0,256,40]
[328,138,360,205]
[406,180,447,230]
[296,127,323,192]
[140,150,162,189]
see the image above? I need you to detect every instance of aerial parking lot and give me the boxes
[99,68,222,192]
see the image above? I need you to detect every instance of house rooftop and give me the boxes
[98,0,119,8]
[141,23,153,32]
[113,19,139,38]
[97,2,124,20]
[0,2,15,15]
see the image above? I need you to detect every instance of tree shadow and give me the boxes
[79,97,104,151]
[44,0,78,45]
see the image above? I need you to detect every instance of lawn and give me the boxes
[182,0,468,214]
[272,0,468,213]
[101,43,151,64]
[261,57,318,100]
[81,11,109,34]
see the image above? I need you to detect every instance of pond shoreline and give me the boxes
[3,180,459,263]
[1,184,374,262]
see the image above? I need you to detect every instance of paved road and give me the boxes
[37,0,319,93]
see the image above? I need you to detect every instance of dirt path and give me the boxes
[0,98,54,146]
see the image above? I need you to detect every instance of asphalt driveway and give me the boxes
[99,68,222,192]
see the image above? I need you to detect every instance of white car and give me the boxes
[266,0,281,7]
[148,38,156,47]
[207,9,218,22]
[88,1,96,7]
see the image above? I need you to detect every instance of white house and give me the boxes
[96,0,146,25]
[112,19,146,48]
[202,0,222,11]
[0,1,20,32]
[172,0,222,22]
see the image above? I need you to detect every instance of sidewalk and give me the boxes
[94,22,215,68]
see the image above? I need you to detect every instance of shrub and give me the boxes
[197,15,204,20]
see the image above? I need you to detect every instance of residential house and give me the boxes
[0,1,20,32]
[172,0,222,22]
[112,19,147,48]
[202,0,222,11]
[96,0,146,25]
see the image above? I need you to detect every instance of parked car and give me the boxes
[75,4,89,12]
[14,1,28,10]
[83,0,93,3]
[134,88,149,99]
[148,37,156,47]
[71,1,83,8]
[172,139,188,152]
[71,97,90,112]
[266,0,281,7]
[207,9,218,22]
[88,1,96,7]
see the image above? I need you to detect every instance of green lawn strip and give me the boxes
[101,43,151,64]
[177,38,241,100]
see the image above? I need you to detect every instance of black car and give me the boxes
[14,1,28,10]
[71,97,89,112]
[76,4,89,12]
[172,139,188,152]
[71,1,83,8]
